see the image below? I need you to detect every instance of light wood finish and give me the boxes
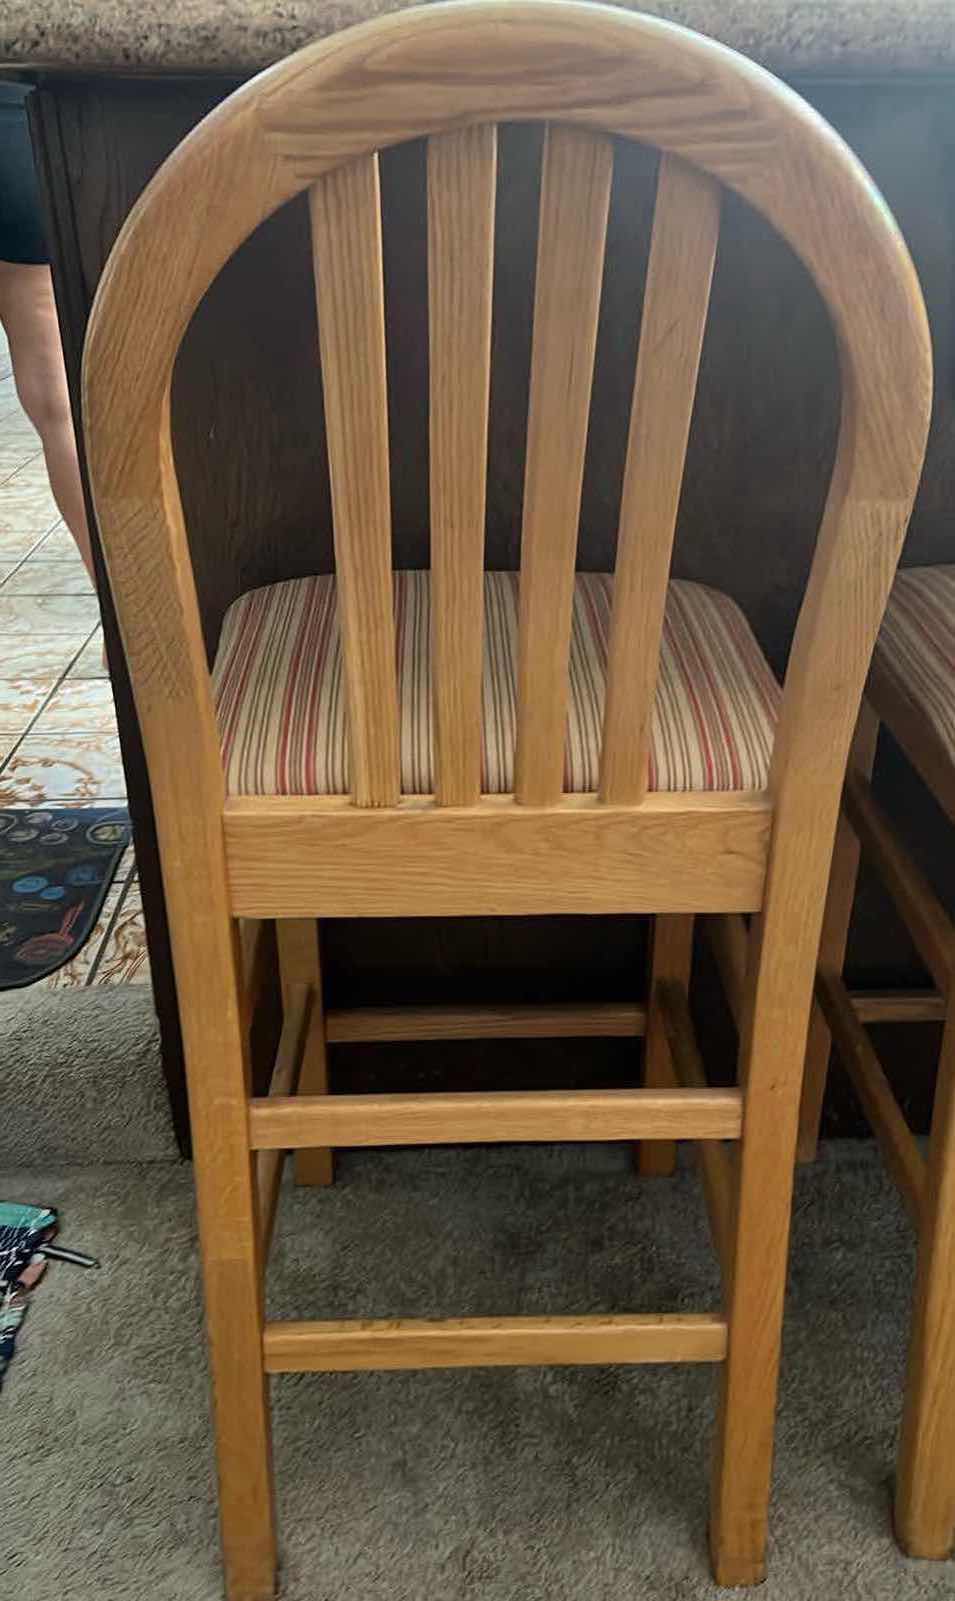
[238,917,269,1035]
[702,912,749,1030]
[310,155,399,808]
[869,649,955,832]
[897,1008,955,1557]
[843,771,955,999]
[852,990,946,1024]
[805,678,955,1560]
[276,919,332,1187]
[815,970,925,1222]
[249,1085,743,1151]
[640,915,695,1177]
[798,702,880,1161]
[82,5,932,1593]
[325,1001,645,1043]
[264,1312,727,1373]
[428,124,496,806]
[514,124,612,806]
[600,156,719,805]
[222,791,773,918]
[659,980,735,1283]
[255,981,312,1257]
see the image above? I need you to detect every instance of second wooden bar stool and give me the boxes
[799,564,955,1563]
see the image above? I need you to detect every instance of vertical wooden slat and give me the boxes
[310,155,399,807]
[428,124,497,805]
[515,125,612,806]
[599,155,720,805]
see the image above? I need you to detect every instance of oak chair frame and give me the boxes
[82,4,931,1596]
[796,682,955,1562]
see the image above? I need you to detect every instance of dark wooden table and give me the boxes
[23,70,955,1148]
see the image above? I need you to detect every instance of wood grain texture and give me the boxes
[223,791,772,918]
[816,970,925,1221]
[599,155,719,805]
[310,155,399,806]
[897,1008,955,1558]
[325,1001,646,1042]
[256,981,312,1257]
[276,919,333,1187]
[514,123,612,806]
[798,702,880,1161]
[640,915,695,1177]
[264,1312,727,1373]
[249,1085,743,1150]
[852,990,946,1024]
[844,771,955,999]
[428,124,496,806]
[660,979,735,1283]
[80,8,933,1593]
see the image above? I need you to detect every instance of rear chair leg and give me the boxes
[639,915,695,1176]
[277,919,333,1187]
[896,1006,955,1558]
[797,702,880,1162]
[710,900,815,1585]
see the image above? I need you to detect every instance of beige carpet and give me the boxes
[3,1141,952,1600]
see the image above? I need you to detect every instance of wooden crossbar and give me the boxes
[702,916,943,1032]
[324,1002,646,1043]
[263,1312,727,1373]
[248,1086,742,1151]
[844,773,955,998]
[658,980,735,1282]
[851,990,945,1025]
[255,983,313,1256]
[815,969,925,1222]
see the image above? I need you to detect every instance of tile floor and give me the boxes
[0,326,148,988]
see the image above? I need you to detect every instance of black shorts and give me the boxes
[0,84,48,266]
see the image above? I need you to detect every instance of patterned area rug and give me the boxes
[0,807,131,988]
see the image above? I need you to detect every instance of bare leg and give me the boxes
[0,260,94,578]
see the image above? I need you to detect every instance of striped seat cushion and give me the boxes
[872,565,955,764]
[213,571,779,796]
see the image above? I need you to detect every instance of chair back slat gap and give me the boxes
[515,124,613,807]
[310,154,400,807]
[599,154,720,806]
[428,124,497,806]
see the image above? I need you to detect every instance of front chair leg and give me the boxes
[277,919,333,1187]
[639,914,695,1176]
[896,1007,955,1558]
[181,920,277,1601]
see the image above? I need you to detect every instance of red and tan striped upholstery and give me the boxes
[872,566,955,769]
[213,571,779,796]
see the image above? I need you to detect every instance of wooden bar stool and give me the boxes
[798,565,955,1562]
[81,4,930,1596]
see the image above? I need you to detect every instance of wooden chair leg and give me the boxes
[797,701,880,1163]
[638,915,694,1176]
[896,1006,955,1559]
[277,918,333,1187]
[710,894,818,1585]
[184,919,277,1601]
